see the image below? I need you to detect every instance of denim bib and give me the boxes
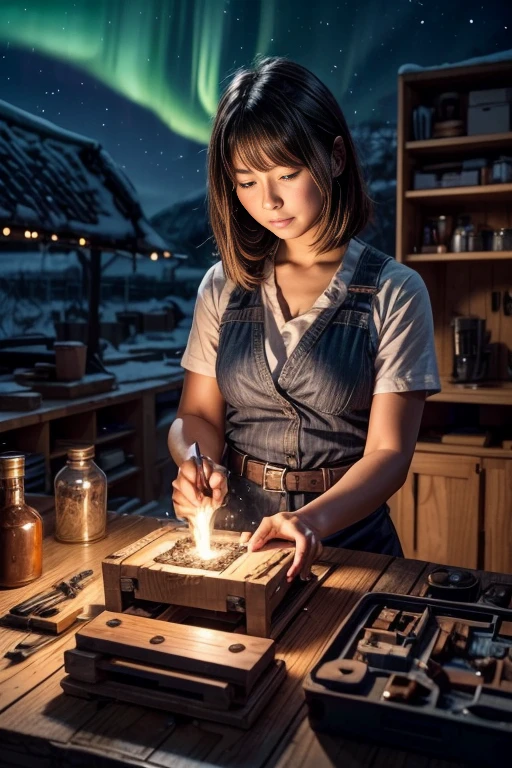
[214,242,402,556]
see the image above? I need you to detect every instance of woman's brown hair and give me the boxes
[208,56,372,290]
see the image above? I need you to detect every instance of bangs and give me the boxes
[224,113,308,179]
[208,56,372,289]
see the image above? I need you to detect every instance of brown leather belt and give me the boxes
[227,448,351,493]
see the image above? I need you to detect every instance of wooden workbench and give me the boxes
[0,375,183,504]
[0,514,505,768]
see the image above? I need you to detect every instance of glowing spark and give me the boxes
[193,503,216,560]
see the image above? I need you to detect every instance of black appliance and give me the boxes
[452,316,489,383]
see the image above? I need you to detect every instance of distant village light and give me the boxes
[150,252,158,261]
[24,230,31,238]
[79,237,86,246]
[163,251,171,258]
[2,227,10,236]
[51,234,58,241]
[31,231,38,239]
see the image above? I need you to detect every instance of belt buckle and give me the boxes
[262,463,287,492]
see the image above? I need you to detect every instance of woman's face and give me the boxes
[233,152,324,243]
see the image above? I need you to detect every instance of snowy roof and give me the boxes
[399,48,512,76]
[0,99,171,254]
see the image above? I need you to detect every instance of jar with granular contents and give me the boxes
[54,446,107,543]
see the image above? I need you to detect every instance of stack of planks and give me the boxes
[61,610,286,728]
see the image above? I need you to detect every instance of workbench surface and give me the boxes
[0,514,505,768]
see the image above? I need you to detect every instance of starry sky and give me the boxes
[0,0,509,216]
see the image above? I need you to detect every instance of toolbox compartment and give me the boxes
[303,593,512,765]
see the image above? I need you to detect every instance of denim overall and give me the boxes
[215,240,403,557]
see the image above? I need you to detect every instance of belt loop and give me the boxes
[321,467,330,492]
[240,452,249,476]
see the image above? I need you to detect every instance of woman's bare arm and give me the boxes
[168,370,226,464]
[168,371,227,515]
[248,390,426,580]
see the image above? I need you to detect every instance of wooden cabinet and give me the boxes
[390,453,482,569]
[482,458,512,573]
[394,59,512,572]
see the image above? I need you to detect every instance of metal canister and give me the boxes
[467,231,482,252]
[451,227,467,253]
[492,229,505,251]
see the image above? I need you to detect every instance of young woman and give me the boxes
[168,56,440,582]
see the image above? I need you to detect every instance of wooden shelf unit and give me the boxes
[405,250,512,263]
[0,377,183,506]
[392,59,512,573]
[406,131,512,155]
[406,182,512,203]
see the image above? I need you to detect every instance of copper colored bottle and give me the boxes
[0,454,43,587]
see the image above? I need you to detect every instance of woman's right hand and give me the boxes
[171,454,229,522]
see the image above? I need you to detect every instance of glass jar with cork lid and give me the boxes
[0,453,43,587]
[54,445,107,544]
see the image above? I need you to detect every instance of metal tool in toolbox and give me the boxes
[8,569,94,617]
[304,592,512,765]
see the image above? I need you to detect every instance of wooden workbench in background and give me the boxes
[0,375,183,507]
[0,513,503,768]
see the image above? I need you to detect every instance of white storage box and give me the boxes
[468,103,510,135]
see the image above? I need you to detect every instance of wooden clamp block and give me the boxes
[73,610,275,692]
[102,525,298,637]
[61,610,286,728]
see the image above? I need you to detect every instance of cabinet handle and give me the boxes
[412,472,419,553]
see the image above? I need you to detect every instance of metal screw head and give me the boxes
[149,635,165,644]
[228,643,245,653]
[106,618,122,627]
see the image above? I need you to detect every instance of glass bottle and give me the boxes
[54,445,107,544]
[0,453,43,587]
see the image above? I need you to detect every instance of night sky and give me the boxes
[0,0,509,216]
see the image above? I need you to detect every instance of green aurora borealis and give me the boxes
[0,0,275,144]
[0,0,508,212]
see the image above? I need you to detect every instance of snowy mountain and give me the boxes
[150,190,214,268]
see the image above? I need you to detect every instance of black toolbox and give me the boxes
[303,592,512,765]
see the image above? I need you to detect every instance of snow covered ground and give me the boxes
[0,247,202,339]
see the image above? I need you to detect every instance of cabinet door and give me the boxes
[483,459,512,574]
[391,452,482,569]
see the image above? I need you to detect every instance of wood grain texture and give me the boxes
[394,60,512,584]
[61,659,286,730]
[75,611,275,691]
[107,529,295,635]
[482,458,512,573]
[397,452,482,568]
[0,513,498,768]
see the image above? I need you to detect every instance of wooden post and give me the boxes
[87,247,102,365]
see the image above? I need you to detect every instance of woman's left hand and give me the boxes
[242,512,323,582]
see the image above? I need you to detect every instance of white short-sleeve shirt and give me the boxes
[181,238,441,397]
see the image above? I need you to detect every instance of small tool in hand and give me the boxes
[193,442,213,501]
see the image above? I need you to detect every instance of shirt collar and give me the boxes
[263,237,365,311]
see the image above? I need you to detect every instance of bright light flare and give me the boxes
[192,503,216,560]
